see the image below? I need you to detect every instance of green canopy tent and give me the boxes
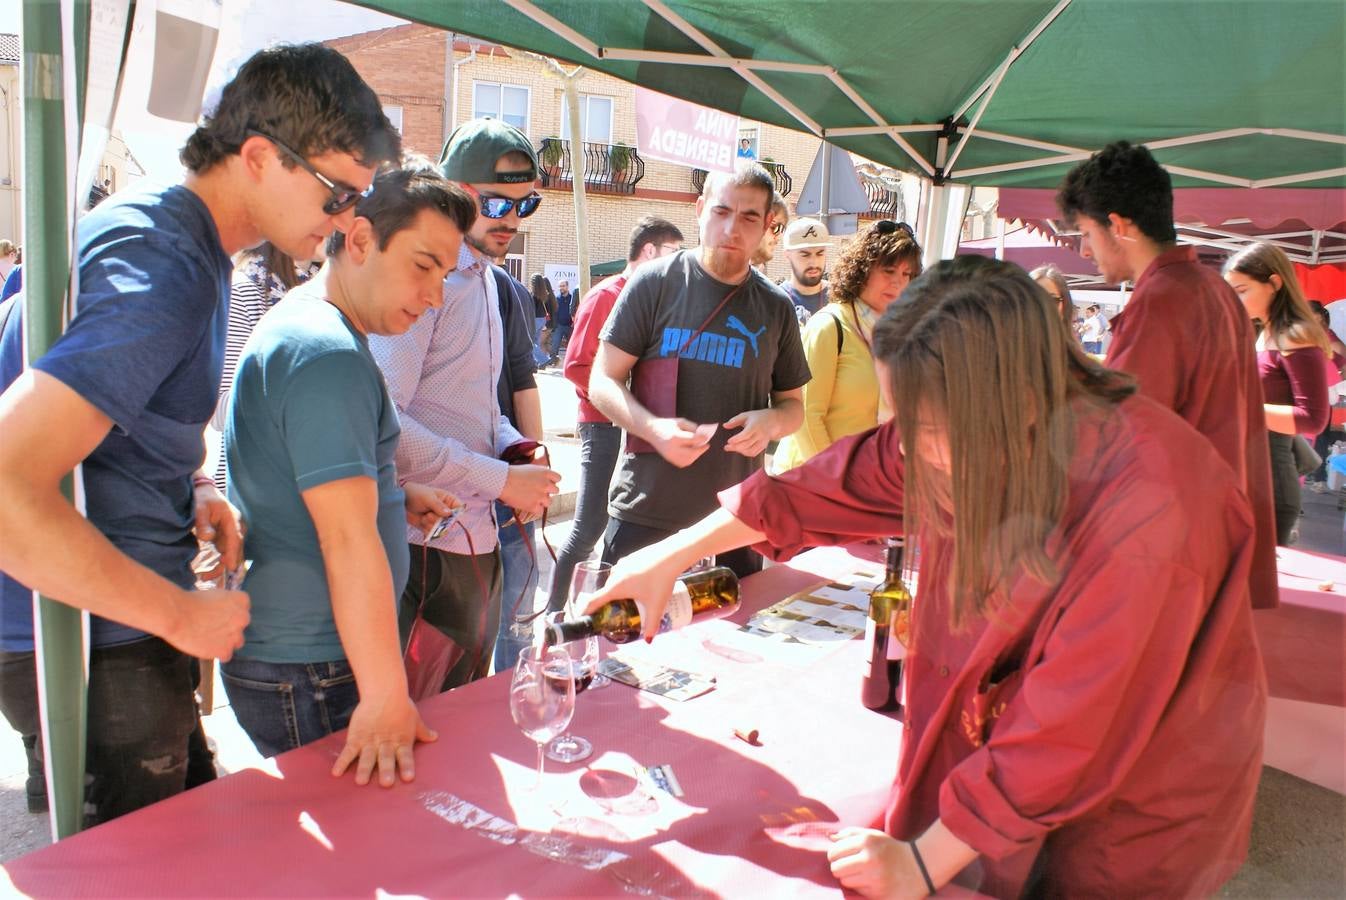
[23,0,1345,838]
[590,258,626,278]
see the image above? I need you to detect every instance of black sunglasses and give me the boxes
[475,191,543,220]
[247,129,369,216]
[875,220,915,237]
[770,221,786,236]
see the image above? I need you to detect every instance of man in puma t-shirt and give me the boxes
[591,162,810,577]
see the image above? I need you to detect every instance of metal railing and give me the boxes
[859,173,906,221]
[691,160,793,197]
[537,138,644,194]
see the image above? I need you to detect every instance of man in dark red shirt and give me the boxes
[1057,141,1279,609]
[546,217,684,611]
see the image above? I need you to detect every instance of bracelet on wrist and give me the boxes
[192,475,214,489]
[908,839,937,896]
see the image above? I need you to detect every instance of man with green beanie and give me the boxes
[368,119,560,689]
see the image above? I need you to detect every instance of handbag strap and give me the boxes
[676,277,750,356]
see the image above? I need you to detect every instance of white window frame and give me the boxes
[383,105,404,135]
[472,81,532,135]
[560,94,615,145]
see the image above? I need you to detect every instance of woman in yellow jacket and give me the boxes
[773,220,922,471]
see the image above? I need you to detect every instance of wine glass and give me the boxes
[567,560,612,690]
[544,611,598,763]
[510,644,575,790]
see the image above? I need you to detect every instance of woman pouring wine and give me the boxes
[585,256,1265,899]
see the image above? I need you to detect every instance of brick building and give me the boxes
[325,23,918,289]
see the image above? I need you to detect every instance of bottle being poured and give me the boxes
[544,566,740,645]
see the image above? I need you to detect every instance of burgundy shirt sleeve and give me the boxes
[1105,300,1186,412]
[1279,348,1331,435]
[718,423,906,560]
[938,533,1250,860]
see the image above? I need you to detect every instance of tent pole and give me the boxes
[24,0,90,841]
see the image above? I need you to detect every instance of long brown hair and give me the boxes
[873,255,1135,627]
[1224,242,1330,353]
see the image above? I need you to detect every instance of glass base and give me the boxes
[588,672,611,690]
[545,732,593,763]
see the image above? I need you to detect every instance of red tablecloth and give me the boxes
[1,547,933,899]
[1256,546,1346,709]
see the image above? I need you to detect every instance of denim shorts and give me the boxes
[220,657,358,758]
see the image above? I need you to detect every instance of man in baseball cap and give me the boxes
[782,217,831,321]
[368,119,559,689]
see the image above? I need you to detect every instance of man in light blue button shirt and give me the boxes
[369,119,560,689]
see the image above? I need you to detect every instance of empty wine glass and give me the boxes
[544,611,598,763]
[510,644,575,790]
[567,560,612,690]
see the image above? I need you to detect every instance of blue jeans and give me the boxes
[220,657,358,759]
[533,317,549,365]
[549,324,572,360]
[547,422,621,612]
[493,500,541,672]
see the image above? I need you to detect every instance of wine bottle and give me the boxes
[861,538,911,712]
[545,566,740,645]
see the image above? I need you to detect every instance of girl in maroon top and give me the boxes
[588,257,1264,898]
[1224,242,1331,544]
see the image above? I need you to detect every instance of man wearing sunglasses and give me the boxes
[0,44,400,825]
[370,118,560,690]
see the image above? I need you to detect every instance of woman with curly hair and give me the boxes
[772,219,921,471]
[1224,241,1331,543]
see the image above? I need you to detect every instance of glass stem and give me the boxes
[534,742,546,790]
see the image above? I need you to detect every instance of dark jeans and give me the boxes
[493,501,539,672]
[547,422,621,613]
[0,636,199,826]
[548,324,572,360]
[603,518,765,580]
[220,657,358,758]
[1268,431,1300,544]
[400,544,502,689]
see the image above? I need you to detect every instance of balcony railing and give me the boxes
[537,138,644,195]
[691,160,793,197]
[859,173,906,221]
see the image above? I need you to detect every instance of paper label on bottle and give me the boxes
[662,582,694,631]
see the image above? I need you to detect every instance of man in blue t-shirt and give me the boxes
[223,162,472,785]
[0,44,399,825]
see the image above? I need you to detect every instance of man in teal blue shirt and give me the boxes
[224,161,475,787]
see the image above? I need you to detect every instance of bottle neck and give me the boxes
[545,616,596,646]
[885,538,905,578]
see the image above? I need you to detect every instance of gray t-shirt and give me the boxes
[600,250,810,530]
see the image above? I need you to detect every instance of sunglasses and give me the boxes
[770,221,786,236]
[875,220,915,237]
[247,129,368,216]
[474,191,543,220]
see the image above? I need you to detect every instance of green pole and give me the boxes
[23,0,90,840]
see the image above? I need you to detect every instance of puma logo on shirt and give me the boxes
[726,316,766,356]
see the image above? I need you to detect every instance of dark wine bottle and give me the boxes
[545,566,740,645]
[861,538,911,712]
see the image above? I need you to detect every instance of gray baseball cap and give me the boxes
[439,118,538,184]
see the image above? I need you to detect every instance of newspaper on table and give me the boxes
[599,655,717,701]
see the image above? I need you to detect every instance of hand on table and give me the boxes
[722,409,776,458]
[583,541,687,641]
[402,482,461,532]
[827,827,930,899]
[649,417,713,468]
[333,690,438,787]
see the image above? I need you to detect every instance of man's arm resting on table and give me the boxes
[302,475,436,788]
[589,341,709,468]
[0,370,249,659]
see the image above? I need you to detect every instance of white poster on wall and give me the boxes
[544,264,579,295]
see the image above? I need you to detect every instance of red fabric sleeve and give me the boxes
[718,423,906,560]
[563,283,620,403]
[938,507,1257,860]
[1279,348,1331,435]
[1105,298,1186,413]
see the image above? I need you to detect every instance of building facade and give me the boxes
[326,24,920,290]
